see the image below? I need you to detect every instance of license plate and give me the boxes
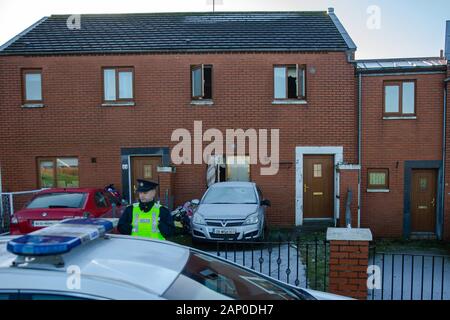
[213,228,236,235]
[32,220,59,227]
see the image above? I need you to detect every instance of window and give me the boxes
[208,155,250,183]
[163,252,301,300]
[94,192,108,208]
[274,65,306,100]
[103,67,134,102]
[27,193,87,209]
[191,64,212,100]
[383,81,415,116]
[368,169,389,190]
[226,156,250,182]
[202,186,257,204]
[22,69,42,103]
[143,165,153,179]
[313,164,322,178]
[419,177,428,192]
[37,157,79,188]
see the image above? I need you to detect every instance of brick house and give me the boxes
[0,10,449,240]
[358,58,448,240]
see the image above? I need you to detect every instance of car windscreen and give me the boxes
[26,193,87,209]
[163,252,304,300]
[202,187,257,204]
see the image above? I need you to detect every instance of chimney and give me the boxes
[445,20,450,60]
[328,7,335,14]
[441,49,444,59]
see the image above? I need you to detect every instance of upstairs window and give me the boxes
[191,64,212,100]
[384,81,415,116]
[274,65,306,100]
[103,67,134,102]
[22,69,43,103]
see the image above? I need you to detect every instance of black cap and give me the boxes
[136,179,158,193]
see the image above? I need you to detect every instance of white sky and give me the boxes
[0,0,448,59]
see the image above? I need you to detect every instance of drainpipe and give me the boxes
[357,73,362,228]
[442,77,449,240]
[0,164,3,223]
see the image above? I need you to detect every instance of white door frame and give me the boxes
[295,146,343,226]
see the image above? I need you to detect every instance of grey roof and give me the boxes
[356,57,447,73]
[0,11,355,56]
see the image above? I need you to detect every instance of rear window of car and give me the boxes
[163,252,305,300]
[26,193,87,209]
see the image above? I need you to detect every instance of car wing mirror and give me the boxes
[261,199,271,207]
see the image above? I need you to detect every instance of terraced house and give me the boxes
[0,9,449,240]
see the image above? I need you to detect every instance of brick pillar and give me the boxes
[157,166,175,210]
[327,228,372,300]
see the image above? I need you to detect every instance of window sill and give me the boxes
[383,116,416,120]
[190,100,214,106]
[101,102,135,107]
[367,189,390,193]
[22,103,44,108]
[272,100,307,105]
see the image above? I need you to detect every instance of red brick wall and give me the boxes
[0,52,357,227]
[360,72,446,238]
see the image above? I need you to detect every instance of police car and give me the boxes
[0,219,348,300]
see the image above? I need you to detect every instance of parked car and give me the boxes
[9,188,123,235]
[191,182,271,242]
[0,218,350,300]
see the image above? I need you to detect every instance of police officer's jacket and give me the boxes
[118,200,175,238]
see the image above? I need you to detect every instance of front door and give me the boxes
[303,155,334,219]
[411,169,437,233]
[131,156,162,201]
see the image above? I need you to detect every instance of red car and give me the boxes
[10,188,124,235]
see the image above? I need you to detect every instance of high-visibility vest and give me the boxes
[131,202,165,240]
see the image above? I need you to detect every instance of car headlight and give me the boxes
[244,213,259,225]
[11,216,18,224]
[192,213,206,225]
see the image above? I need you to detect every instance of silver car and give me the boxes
[0,218,350,300]
[191,182,270,241]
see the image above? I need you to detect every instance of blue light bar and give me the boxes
[7,218,116,257]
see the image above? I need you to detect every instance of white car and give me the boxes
[0,219,349,300]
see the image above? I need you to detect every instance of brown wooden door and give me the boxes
[303,155,334,218]
[131,156,162,201]
[411,169,437,232]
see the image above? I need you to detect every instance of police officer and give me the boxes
[118,179,175,240]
